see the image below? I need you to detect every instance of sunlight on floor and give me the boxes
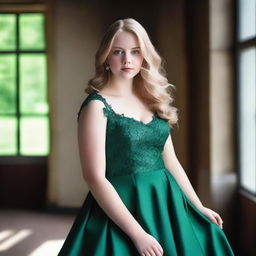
[0,230,14,243]
[0,229,32,252]
[0,229,64,255]
[28,240,64,256]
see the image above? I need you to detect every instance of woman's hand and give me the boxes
[131,229,164,256]
[198,206,224,229]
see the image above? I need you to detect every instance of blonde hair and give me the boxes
[85,18,178,128]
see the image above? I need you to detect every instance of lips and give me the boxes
[121,68,134,71]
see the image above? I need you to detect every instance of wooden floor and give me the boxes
[0,208,75,256]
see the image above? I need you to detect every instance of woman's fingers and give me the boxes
[216,214,222,224]
[152,244,163,255]
[155,244,164,255]
[141,246,163,256]
[201,207,224,229]
[211,216,218,225]
[148,248,157,256]
[212,212,223,229]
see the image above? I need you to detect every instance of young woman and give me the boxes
[58,18,235,256]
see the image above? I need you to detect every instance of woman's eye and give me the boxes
[113,49,140,55]
[132,50,140,55]
[113,50,123,55]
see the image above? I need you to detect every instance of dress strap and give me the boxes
[77,91,113,122]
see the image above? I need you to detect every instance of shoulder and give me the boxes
[77,99,107,138]
[79,92,106,109]
[77,93,107,124]
[77,93,106,122]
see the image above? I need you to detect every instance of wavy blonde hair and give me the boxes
[85,18,178,128]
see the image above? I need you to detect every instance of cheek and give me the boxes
[136,56,144,67]
[108,56,120,68]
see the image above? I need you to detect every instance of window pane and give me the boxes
[238,0,256,41]
[19,13,45,50]
[0,54,16,114]
[19,54,48,114]
[0,117,17,155]
[20,116,49,156]
[238,47,256,193]
[0,14,16,51]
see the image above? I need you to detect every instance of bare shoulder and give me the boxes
[78,97,107,127]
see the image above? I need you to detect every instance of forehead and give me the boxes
[112,31,140,49]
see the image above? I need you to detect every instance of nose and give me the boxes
[123,52,131,64]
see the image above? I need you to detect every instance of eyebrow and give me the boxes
[113,46,140,49]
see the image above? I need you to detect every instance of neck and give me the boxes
[105,76,136,97]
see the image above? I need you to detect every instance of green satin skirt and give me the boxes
[58,168,235,256]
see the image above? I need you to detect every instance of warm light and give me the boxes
[0,230,15,242]
[0,229,32,251]
[28,240,65,256]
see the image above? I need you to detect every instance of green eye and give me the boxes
[132,50,140,54]
[113,50,122,55]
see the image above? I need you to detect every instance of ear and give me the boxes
[105,58,109,65]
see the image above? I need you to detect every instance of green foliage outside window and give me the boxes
[0,13,49,156]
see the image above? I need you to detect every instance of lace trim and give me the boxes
[77,91,158,126]
[77,92,112,122]
[94,92,157,126]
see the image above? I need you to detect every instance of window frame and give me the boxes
[235,0,256,198]
[0,5,49,161]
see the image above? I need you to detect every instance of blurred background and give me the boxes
[0,0,255,255]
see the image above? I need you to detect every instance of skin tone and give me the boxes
[101,31,155,124]
[104,31,143,96]
[78,30,223,256]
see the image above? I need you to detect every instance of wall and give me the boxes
[48,0,101,206]
[209,0,238,245]
[185,0,212,206]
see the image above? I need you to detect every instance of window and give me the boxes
[236,0,256,195]
[0,12,49,156]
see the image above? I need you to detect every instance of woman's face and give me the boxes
[106,31,144,80]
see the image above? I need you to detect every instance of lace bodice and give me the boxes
[77,92,170,177]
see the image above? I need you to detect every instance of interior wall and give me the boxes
[185,0,211,206]
[48,0,102,207]
[210,0,235,176]
[209,0,238,245]
[156,0,189,175]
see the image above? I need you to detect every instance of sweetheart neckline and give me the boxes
[93,92,157,126]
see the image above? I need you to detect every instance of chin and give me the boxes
[123,74,137,79]
[117,73,136,79]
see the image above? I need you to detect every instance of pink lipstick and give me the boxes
[121,68,134,72]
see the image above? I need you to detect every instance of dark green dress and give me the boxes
[58,92,235,256]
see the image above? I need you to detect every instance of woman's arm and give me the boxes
[77,100,145,240]
[162,133,204,210]
[162,133,223,229]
